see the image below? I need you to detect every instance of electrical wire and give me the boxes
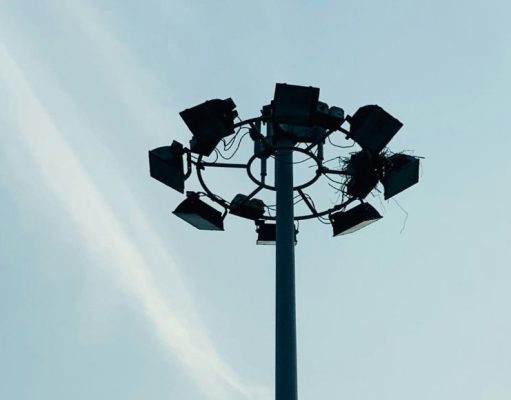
[266,194,302,210]
[301,192,330,225]
[391,197,409,234]
[217,131,250,160]
[223,126,248,151]
[327,135,355,149]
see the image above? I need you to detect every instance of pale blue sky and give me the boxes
[1,1,511,399]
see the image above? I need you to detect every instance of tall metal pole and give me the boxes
[274,128,298,400]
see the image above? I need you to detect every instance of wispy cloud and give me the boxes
[0,43,267,399]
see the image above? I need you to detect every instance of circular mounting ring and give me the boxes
[246,146,323,191]
[192,117,355,222]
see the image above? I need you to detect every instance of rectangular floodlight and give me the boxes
[256,222,276,245]
[273,83,320,126]
[345,151,378,199]
[173,193,224,231]
[149,141,185,193]
[230,194,266,220]
[346,174,378,199]
[349,105,403,154]
[180,98,237,156]
[313,103,345,130]
[382,154,420,200]
[256,222,297,245]
[330,203,382,236]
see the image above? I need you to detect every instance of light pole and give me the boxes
[148,83,421,400]
[274,136,298,400]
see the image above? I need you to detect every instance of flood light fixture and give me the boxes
[273,83,320,126]
[348,105,403,154]
[180,98,238,156]
[382,153,420,199]
[230,194,266,220]
[344,151,379,199]
[330,202,382,236]
[256,221,297,245]
[314,102,345,130]
[149,141,186,193]
[173,192,224,230]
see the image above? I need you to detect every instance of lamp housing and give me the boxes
[230,194,266,220]
[149,141,186,193]
[256,221,298,245]
[173,192,224,230]
[180,98,238,156]
[314,102,345,130]
[330,203,382,236]
[348,105,403,154]
[382,153,420,199]
[344,151,379,199]
[272,83,320,126]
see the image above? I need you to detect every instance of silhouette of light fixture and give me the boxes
[173,192,224,230]
[314,102,345,130]
[330,203,382,236]
[348,105,403,154]
[382,153,420,200]
[273,83,320,126]
[345,150,379,199]
[230,194,266,220]
[149,141,186,193]
[256,221,298,245]
[180,98,238,156]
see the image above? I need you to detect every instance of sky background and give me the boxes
[1,1,511,399]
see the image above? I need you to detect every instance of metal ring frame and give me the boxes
[191,117,356,221]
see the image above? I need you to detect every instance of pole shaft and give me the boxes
[274,134,297,400]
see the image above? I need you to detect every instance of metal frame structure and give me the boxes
[191,119,358,221]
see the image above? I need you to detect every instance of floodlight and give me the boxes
[256,221,297,245]
[330,203,382,236]
[230,194,266,220]
[344,151,379,199]
[273,83,320,126]
[149,141,186,193]
[180,98,238,156]
[314,102,345,130]
[348,105,403,154]
[173,192,224,230]
[382,154,420,199]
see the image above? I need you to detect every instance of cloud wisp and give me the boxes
[0,43,267,399]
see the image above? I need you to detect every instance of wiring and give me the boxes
[222,125,249,151]
[301,192,330,225]
[266,194,302,210]
[391,197,409,234]
[327,135,355,149]
[217,130,250,160]
[208,149,219,163]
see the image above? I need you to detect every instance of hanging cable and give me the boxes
[391,198,409,233]
[217,130,250,160]
[327,135,355,149]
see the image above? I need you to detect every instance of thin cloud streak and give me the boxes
[0,43,266,399]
